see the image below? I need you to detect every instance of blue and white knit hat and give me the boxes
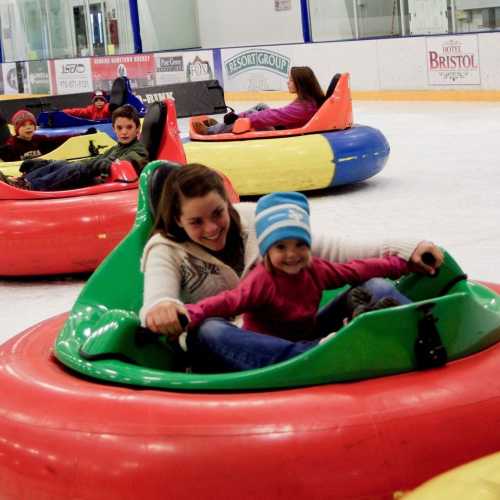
[255,192,311,256]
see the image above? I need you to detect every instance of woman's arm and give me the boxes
[311,232,443,273]
[140,242,183,330]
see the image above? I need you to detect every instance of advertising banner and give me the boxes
[91,54,155,91]
[154,50,215,86]
[27,60,51,94]
[220,46,293,91]
[134,80,225,117]
[427,35,480,85]
[53,58,93,94]
[154,52,185,85]
[2,62,19,94]
[185,51,214,82]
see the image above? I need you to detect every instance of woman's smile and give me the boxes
[177,191,230,251]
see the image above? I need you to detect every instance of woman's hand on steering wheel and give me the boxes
[145,301,190,340]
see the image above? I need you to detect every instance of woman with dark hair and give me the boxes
[193,66,326,135]
[142,164,248,336]
[140,163,444,372]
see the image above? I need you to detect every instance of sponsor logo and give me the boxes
[30,73,49,85]
[6,68,18,90]
[94,55,150,64]
[428,39,479,83]
[186,56,213,82]
[140,91,174,104]
[158,56,184,73]
[61,63,86,74]
[225,49,290,78]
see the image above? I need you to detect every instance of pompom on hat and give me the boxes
[11,109,37,135]
[255,191,311,256]
[91,90,107,103]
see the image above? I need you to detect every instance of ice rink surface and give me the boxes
[1,100,499,343]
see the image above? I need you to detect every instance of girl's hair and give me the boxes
[112,104,140,127]
[290,66,325,108]
[152,163,241,242]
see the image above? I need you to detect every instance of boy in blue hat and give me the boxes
[183,192,414,371]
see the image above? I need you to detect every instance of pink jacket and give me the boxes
[186,256,409,341]
[241,98,318,131]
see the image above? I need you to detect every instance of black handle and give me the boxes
[178,313,189,329]
[421,251,440,277]
[135,314,189,347]
[421,252,436,266]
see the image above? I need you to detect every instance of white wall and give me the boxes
[219,31,500,92]
[196,0,303,48]
[477,32,500,88]
[139,0,200,52]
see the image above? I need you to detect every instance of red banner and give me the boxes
[91,54,156,91]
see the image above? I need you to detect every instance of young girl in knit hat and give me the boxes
[0,109,56,162]
[63,90,111,121]
[182,191,415,372]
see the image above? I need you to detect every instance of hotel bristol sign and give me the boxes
[427,35,480,85]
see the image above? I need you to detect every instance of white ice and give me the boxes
[1,100,499,344]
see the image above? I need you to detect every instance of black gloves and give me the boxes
[223,111,239,125]
[91,157,113,176]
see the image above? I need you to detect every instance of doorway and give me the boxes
[72,1,107,57]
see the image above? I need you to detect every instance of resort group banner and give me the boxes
[91,54,155,91]
[154,50,214,85]
[220,46,294,92]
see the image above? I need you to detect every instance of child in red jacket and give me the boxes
[63,90,111,121]
[183,192,416,372]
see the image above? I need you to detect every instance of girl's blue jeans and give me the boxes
[186,278,411,373]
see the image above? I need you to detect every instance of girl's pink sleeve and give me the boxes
[185,267,273,330]
[244,100,317,130]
